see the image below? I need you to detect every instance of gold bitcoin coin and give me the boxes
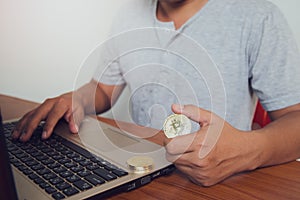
[163,114,191,138]
[127,156,154,173]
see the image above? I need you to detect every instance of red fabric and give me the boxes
[253,102,271,127]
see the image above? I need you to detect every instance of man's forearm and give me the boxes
[254,110,300,167]
[75,80,111,115]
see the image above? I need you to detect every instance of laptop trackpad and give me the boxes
[77,117,161,153]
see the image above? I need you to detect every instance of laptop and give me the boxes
[0,110,175,199]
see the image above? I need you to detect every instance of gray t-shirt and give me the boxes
[93,0,300,131]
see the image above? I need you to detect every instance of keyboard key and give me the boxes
[11,149,23,155]
[17,164,28,172]
[70,165,83,173]
[20,145,32,151]
[37,168,51,175]
[10,158,20,165]
[104,163,118,171]
[66,152,79,159]
[52,155,65,160]
[66,175,80,183]
[59,170,73,178]
[12,160,22,167]
[50,177,64,185]
[30,151,43,157]
[61,139,93,159]
[7,145,18,152]
[53,166,67,173]
[73,156,85,162]
[28,173,39,180]
[46,151,59,157]
[64,162,77,168]
[85,174,105,186]
[47,162,61,169]
[93,168,117,181]
[79,160,93,166]
[25,160,39,167]
[98,160,111,167]
[55,182,71,190]
[45,186,57,194]
[77,170,91,177]
[20,156,33,163]
[25,148,37,154]
[55,146,68,153]
[43,172,57,180]
[31,164,44,171]
[22,168,33,175]
[34,177,45,185]
[113,169,129,177]
[73,180,92,191]
[63,187,79,197]
[86,164,99,171]
[41,158,55,165]
[15,153,28,159]
[36,155,48,161]
[39,182,51,189]
[58,158,70,164]
[52,192,65,200]
[41,147,52,153]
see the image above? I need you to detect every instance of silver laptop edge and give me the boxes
[5,116,175,200]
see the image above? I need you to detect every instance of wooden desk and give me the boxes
[1,94,300,200]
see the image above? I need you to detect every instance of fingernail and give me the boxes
[173,104,184,111]
[42,131,47,139]
[74,124,79,132]
[70,124,78,133]
[11,131,18,139]
[19,134,24,141]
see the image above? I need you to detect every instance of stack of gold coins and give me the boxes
[127,156,154,173]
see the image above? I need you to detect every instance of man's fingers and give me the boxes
[12,109,45,142]
[12,111,34,140]
[165,130,206,155]
[67,106,85,134]
[171,104,212,126]
[42,102,70,139]
[166,148,195,164]
[10,94,83,142]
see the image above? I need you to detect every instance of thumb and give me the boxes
[67,108,85,134]
[172,104,226,159]
[172,104,212,127]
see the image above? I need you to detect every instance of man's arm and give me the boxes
[164,103,300,186]
[12,79,125,142]
[254,103,300,167]
[78,79,125,115]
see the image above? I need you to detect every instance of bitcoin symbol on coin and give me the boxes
[163,114,191,138]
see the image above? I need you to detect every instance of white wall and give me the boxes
[0,0,299,104]
[0,0,125,103]
[269,0,300,45]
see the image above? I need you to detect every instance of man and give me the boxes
[12,0,300,186]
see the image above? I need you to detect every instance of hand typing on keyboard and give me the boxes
[11,91,83,142]
[11,80,124,142]
[4,123,128,199]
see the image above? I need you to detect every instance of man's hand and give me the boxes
[11,80,124,142]
[164,104,263,186]
[12,92,85,142]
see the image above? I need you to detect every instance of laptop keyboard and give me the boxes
[3,121,128,200]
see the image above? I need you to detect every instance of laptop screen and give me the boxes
[0,111,18,200]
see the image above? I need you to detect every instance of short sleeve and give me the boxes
[249,5,300,111]
[92,37,126,86]
[92,3,130,86]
